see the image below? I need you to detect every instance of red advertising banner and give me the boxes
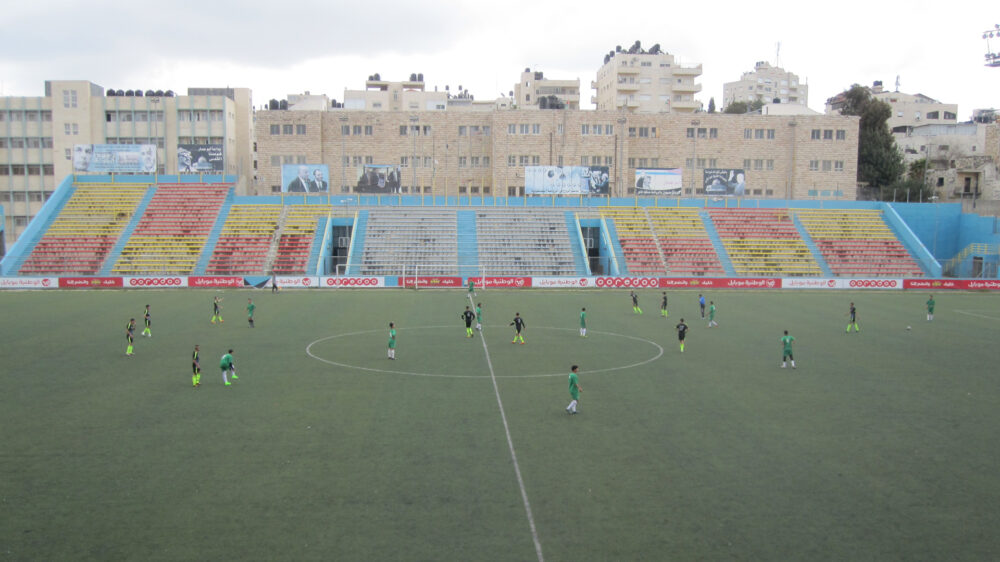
[655,277,781,289]
[593,277,660,288]
[321,277,384,287]
[398,276,462,288]
[905,279,1000,290]
[841,279,902,289]
[59,277,123,288]
[188,276,244,288]
[482,277,532,288]
[0,277,58,289]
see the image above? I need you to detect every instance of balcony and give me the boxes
[672,64,703,76]
[673,83,702,94]
[670,100,701,112]
[616,82,640,91]
[617,66,640,74]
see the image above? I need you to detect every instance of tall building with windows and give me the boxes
[592,44,702,113]
[0,80,254,243]
[825,81,958,131]
[514,69,581,110]
[723,61,808,109]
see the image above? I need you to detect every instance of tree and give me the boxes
[707,98,716,113]
[722,99,764,114]
[836,84,904,190]
[880,158,937,202]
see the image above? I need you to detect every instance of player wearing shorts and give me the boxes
[141,304,151,337]
[468,278,476,297]
[220,349,236,386]
[476,303,483,331]
[926,295,935,321]
[660,292,669,318]
[461,306,476,337]
[580,307,587,337]
[566,365,582,414]
[387,322,397,360]
[707,301,718,328]
[192,344,201,387]
[699,294,706,319]
[846,302,859,333]
[125,318,136,356]
[510,312,526,344]
[211,296,224,324]
[247,298,256,328]
[631,291,642,314]
[781,331,796,369]
[676,318,688,352]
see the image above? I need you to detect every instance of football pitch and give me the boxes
[2,287,999,561]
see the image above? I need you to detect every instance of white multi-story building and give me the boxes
[826,81,958,131]
[723,61,807,108]
[592,44,701,113]
[514,69,580,110]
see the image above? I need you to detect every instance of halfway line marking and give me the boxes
[471,294,544,562]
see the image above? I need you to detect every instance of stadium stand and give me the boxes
[205,204,283,275]
[647,208,725,276]
[796,209,924,277]
[708,208,822,277]
[271,205,334,275]
[19,183,148,275]
[476,209,577,276]
[598,208,666,274]
[112,183,230,275]
[359,208,458,276]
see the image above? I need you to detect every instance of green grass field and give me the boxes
[2,287,1000,561]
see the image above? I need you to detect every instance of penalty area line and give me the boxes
[470,294,544,562]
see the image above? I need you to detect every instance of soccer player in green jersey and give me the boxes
[125,318,136,356]
[387,322,397,360]
[846,302,859,333]
[220,349,236,386]
[565,365,582,415]
[211,296,224,324]
[660,292,669,318]
[141,304,151,337]
[468,278,476,297]
[579,307,587,337]
[247,298,256,328]
[461,306,476,337]
[510,312,526,344]
[630,291,642,314]
[926,295,935,321]
[476,303,483,331]
[676,318,688,352]
[781,330,796,369]
[192,345,201,388]
[707,301,718,328]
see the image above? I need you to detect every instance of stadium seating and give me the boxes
[359,208,458,275]
[270,205,333,275]
[647,208,725,276]
[476,209,577,276]
[19,183,149,275]
[708,208,822,277]
[796,209,924,277]
[111,183,230,275]
[599,208,666,275]
[205,204,283,275]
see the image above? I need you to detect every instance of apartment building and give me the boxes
[514,69,581,110]
[592,45,701,113]
[255,108,860,200]
[897,122,1000,200]
[826,81,958,131]
[0,80,254,243]
[723,61,808,108]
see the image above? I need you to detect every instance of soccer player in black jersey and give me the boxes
[675,318,688,353]
[141,304,151,337]
[660,292,669,318]
[461,306,476,337]
[125,318,136,356]
[510,312,526,344]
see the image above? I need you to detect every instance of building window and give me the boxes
[519,124,530,134]
[638,158,648,167]
[834,161,844,172]
[280,124,292,135]
[811,129,821,140]
[809,160,819,171]
[943,111,956,120]
[823,129,833,140]
[458,156,467,168]
[744,128,753,139]
[296,124,306,135]
[629,157,637,168]
[926,111,939,119]
[686,128,695,138]
[341,125,350,135]
[508,124,516,135]
[557,124,564,136]
[743,159,751,169]
[582,124,590,135]
[685,158,693,168]
[581,156,589,166]
[707,159,715,167]
[767,129,775,139]
[352,156,362,166]
[400,125,408,136]
[696,128,706,138]
[766,159,774,170]
[628,127,637,137]
[709,128,718,139]
[365,125,374,136]
[519,155,529,166]
[508,155,516,167]
[459,126,468,136]
[753,129,764,139]
[822,160,832,171]
[400,156,409,168]
[283,155,294,164]
[531,156,540,165]
[350,125,361,136]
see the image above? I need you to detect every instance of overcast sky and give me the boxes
[1,0,997,117]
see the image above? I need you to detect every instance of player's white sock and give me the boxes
[567,399,577,412]
[791,360,796,368]
[782,362,786,368]
[476,323,481,330]
[223,372,229,384]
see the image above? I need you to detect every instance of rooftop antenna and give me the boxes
[775,42,781,67]
[895,75,900,92]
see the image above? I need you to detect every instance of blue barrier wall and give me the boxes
[889,203,963,260]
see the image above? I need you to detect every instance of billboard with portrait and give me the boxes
[703,168,747,197]
[281,164,331,193]
[178,144,224,173]
[525,166,610,195]
[73,144,157,173]
[356,164,402,194]
[634,168,682,196]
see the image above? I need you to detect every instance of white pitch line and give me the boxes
[954,309,1000,321]
[470,294,544,562]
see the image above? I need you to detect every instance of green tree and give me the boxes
[881,158,937,202]
[836,84,904,190]
[707,97,716,113]
[722,99,763,114]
